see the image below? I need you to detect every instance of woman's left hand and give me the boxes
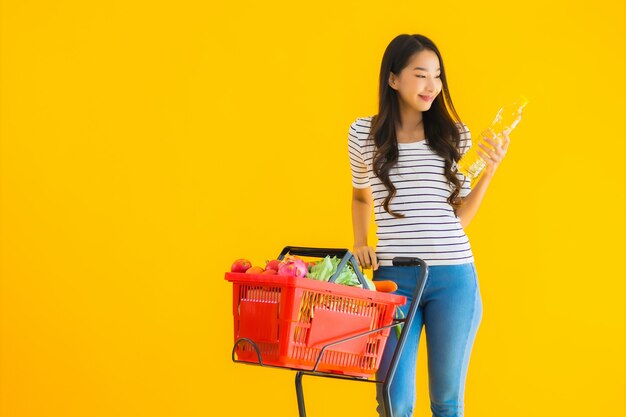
[477,129,511,177]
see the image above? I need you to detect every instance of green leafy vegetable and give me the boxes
[308,256,336,281]
[306,255,376,290]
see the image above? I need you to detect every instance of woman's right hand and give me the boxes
[353,245,379,271]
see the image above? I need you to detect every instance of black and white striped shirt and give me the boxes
[348,116,475,266]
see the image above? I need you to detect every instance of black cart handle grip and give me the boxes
[278,246,348,259]
[392,257,426,267]
[277,246,369,288]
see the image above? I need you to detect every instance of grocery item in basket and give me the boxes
[228,254,377,290]
[308,255,376,290]
[231,259,252,273]
[277,255,308,277]
[264,259,281,272]
[230,256,308,277]
[373,280,398,293]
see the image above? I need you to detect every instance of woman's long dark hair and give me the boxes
[370,34,467,218]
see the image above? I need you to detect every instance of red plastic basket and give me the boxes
[225,272,406,378]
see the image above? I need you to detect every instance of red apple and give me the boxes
[231,259,252,273]
[265,259,281,272]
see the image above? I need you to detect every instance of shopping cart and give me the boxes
[225,246,429,417]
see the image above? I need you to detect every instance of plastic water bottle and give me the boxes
[457,95,529,185]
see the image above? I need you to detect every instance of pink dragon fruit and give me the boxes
[277,255,308,277]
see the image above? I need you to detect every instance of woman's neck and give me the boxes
[396,106,424,133]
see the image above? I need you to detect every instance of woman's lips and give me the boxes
[419,95,433,102]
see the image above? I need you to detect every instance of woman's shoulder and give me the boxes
[454,121,470,134]
[350,116,374,139]
[348,116,375,153]
[455,121,472,139]
[352,117,467,134]
[350,115,374,130]
[454,122,472,154]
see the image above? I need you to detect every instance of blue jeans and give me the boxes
[373,263,483,417]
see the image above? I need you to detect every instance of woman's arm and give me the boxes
[352,187,372,247]
[351,186,379,270]
[455,129,511,229]
[454,171,494,229]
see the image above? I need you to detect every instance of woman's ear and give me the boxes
[388,73,398,90]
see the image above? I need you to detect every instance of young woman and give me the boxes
[348,34,510,417]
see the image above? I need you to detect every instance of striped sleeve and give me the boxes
[347,119,371,188]
[456,123,472,198]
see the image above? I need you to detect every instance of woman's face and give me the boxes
[388,49,442,113]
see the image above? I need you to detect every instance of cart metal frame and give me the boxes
[230,246,429,417]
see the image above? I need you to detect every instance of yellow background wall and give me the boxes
[1,1,624,416]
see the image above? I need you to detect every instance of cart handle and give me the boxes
[278,246,369,289]
[278,246,349,259]
[232,338,263,365]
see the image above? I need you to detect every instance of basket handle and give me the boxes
[278,246,349,259]
[277,246,369,288]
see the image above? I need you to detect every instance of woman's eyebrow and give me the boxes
[413,67,441,71]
